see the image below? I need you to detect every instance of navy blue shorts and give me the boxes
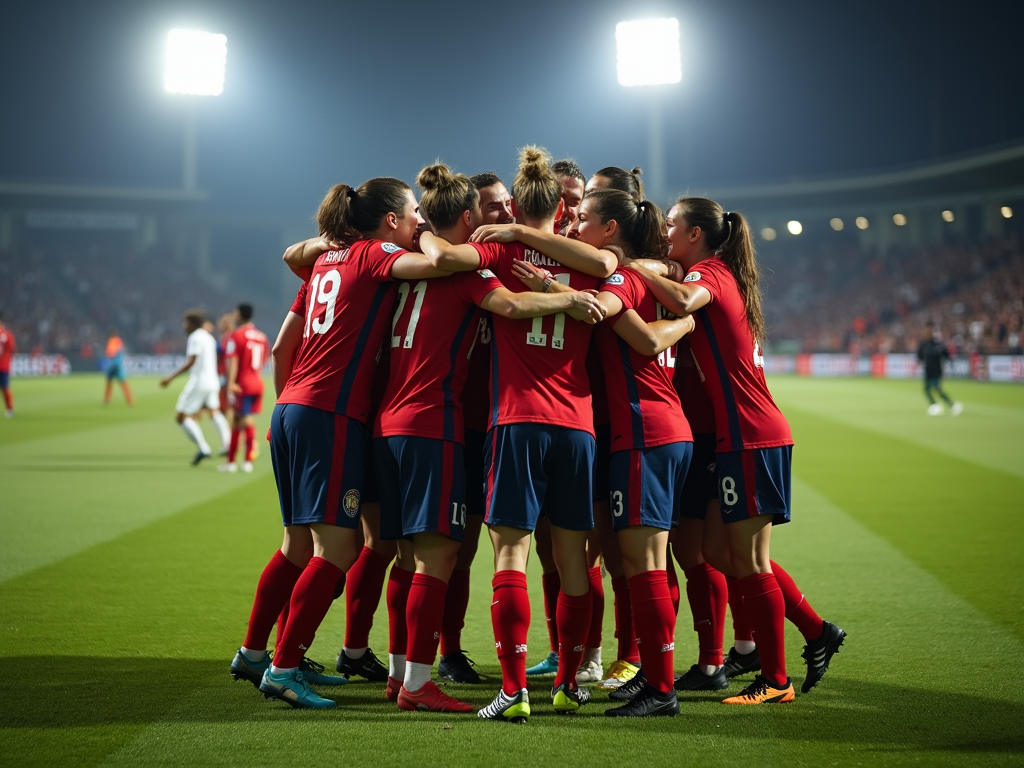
[608,442,692,532]
[464,428,487,517]
[484,423,595,532]
[716,446,792,526]
[238,394,263,416]
[0,371,8,389]
[678,434,718,520]
[375,436,465,541]
[593,422,611,502]
[269,403,367,528]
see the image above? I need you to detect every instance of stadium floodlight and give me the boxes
[893,213,907,226]
[830,218,844,231]
[615,19,682,87]
[856,216,869,230]
[1002,206,1014,219]
[164,29,227,96]
[761,227,777,241]
[941,209,955,222]
[787,220,802,235]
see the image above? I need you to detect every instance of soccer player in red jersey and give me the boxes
[552,159,586,234]
[587,166,645,201]
[216,313,236,419]
[471,172,514,225]
[230,178,460,709]
[220,304,269,474]
[629,196,847,704]
[0,313,15,418]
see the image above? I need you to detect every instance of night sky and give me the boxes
[2,0,1023,216]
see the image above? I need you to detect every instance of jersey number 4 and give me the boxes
[527,274,570,349]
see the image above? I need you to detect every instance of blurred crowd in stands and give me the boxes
[763,234,1024,355]
[0,244,237,359]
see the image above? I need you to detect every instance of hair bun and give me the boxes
[631,167,643,177]
[518,145,552,181]
[416,162,453,191]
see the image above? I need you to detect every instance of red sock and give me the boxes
[491,570,530,696]
[243,550,303,651]
[737,573,787,687]
[726,575,754,643]
[2,388,12,410]
[344,547,389,649]
[244,425,257,461]
[275,603,289,651]
[333,571,347,601]
[228,428,241,463]
[771,561,825,642]
[386,566,414,656]
[611,575,640,663]
[629,570,676,694]
[666,556,681,615]
[274,557,343,668]
[684,563,726,668]
[553,590,591,690]
[586,566,605,649]
[440,568,471,656]
[406,573,448,665]
[541,572,561,653]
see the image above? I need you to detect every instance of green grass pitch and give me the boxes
[1,374,1022,767]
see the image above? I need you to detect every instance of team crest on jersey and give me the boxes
[683,271,701,282]
[380,242,402,254]
[604,273,625,286]
[477,268,496,278]
[342,489,360,517]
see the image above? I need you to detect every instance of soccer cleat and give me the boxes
[927,403,943,416]
[800,620,846,693]
[576,660,603,684]
[242,461,254,473]
[300,657,347,686]
[723,646,761,679]
[525,650,559,678]
[950,402,963,416]
[4,408,13,419]
[597,659,640,689]
[229,649,269,689]
[385,675,403,702]
[191,450,212,466]
[218,462,238,473]
[552,682,591,714]
[605,685,679,718]
[674,664,729,692]
[397,681,474,712]
[259,668,336,709]
[478,688,531,723]
[722,675,795,705]
[609,668,647,701]
[438,650,481,684]
[336,647,389,682]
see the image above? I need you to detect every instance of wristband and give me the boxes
[542,278,553,292]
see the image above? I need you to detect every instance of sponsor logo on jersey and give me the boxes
[343,489,360,517]
[683,271,702,282]
[380,242,402,254]
[604,273,625,286]
[477,268,497,279]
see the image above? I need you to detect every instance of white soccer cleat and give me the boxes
[218,462,238,473]
[4,409,12,419]
[242,461,254,473]
[926,403,943,416]
[576,660,603,684]
[950,402,963,416]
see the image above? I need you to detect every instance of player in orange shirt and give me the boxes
[0,313,16,418]
[103,329,135,406]
[220,304,269,473]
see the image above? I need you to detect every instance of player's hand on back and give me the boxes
[511,259,553,292]
[470,224,521,243]
[565,291,606,325]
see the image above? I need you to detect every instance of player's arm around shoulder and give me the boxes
[417,231,482,272]
[626,261,710,317]
[472,224,617,278]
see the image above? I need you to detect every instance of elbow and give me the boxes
[495,299,523,320]
[598,255,617,279]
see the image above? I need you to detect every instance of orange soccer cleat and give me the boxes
[722,675,795,705]
[396,681,474,712]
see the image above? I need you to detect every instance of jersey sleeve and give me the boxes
[453,268,503,306]
[185,332,200,357]
[469,242,502,271]
[224,331,239,358]
[600,270,640,311]
[290,282,308,315]
[683,258,723,302]
[366,241,408,282]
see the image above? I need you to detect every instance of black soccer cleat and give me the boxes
[722,646,761,679]
[608,668,647,701]
[605,685,679,717]
[438,650,481,684]
[551,682,591,714]
[191,450,212,466]
[336,647,389,682]
[674,664,729,692]
[800,620,846,693]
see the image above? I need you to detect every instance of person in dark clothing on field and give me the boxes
[917,322,962,416]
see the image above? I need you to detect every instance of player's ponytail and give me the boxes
[316,178,412,241]
[586,189,667,260]
[512,145,562,222]
[417,162,479,232]
[676,196,766,342]
[592,166,645,203]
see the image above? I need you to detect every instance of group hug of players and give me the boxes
[227,146,847,721]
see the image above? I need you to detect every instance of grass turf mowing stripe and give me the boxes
[2,468,1022,766]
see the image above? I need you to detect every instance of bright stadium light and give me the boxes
[856,216,870,230]
[761,227,777,241]
[1000,206,1013,219]
[616,19,682,87]
[164,29,227,96]
[893,213,907,226]
[787,220,802,235]
[830,218,844,231]
[942,209,955,222]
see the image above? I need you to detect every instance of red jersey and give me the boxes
[598,268,691,452]
[586,342,609,427]
[0,326,15,372]
[675,338,715,436]
[278,239,405,422]
[683,257,792,451]
[470,241,602,434]
[461,314,492,434]
[376,270,502,442]
[226,324,269,396]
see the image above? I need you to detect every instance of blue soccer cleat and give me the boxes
[259,668,337,709]
[525,651,559,678]
[300,657,348,687]
[230,649,270,689]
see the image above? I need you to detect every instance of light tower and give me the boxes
[615,18,681,204]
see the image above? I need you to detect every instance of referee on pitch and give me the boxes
[917,322,962,416]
